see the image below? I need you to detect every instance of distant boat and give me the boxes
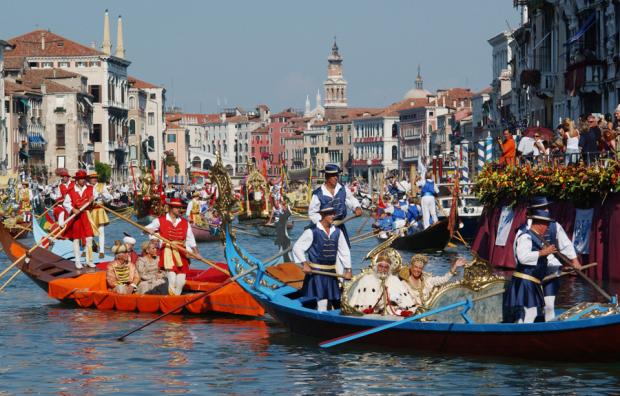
[437,195,482,240]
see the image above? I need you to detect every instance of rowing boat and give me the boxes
[224,222,620,361]
[0,222,263,317]
[191,223,221,242]
[379,219,451,251]
[254,221,294,237]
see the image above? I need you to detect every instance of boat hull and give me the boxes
[254,222,294,237]
[390,219,451,251]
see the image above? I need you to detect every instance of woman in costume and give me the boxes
[400,254,466,307]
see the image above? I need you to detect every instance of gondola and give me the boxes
[105,200,133,218]
[191,223,221,242]
[254,221,294,237]
[0,222,263,317]
[223,222,620,361]
[384,218,451,251]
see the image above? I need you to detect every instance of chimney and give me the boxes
[115,15,125,58]
[102,9,112,55]
[41,32,46,50]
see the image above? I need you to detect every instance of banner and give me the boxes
[572,208,594,254]
[495,206,514,246]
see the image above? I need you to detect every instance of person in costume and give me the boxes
[308,164,362,246]
[347,249,417,316]
[373,208,394,239]
[186,191,204,225]
[417,170,439,229]
[17,180,33,223]
[106,240,140,295]
[88,172,112,258]
[57,169,73,199]
[406,196,422,234]
[391,199,407,235]
[400,254,466,307]
[504,197,582,323]
[145,198,200,296]
[135,240,168,295]
[123,235,139,264]
[294,205,352,312]
[63,170,96,269]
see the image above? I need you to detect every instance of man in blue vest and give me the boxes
[308,164,362,246]
[504,197,581,323]
[293,206,352,312]
[417,170,439,229]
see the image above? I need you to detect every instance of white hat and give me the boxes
[123,236,137,245]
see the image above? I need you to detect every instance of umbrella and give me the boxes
[523,127,554,141]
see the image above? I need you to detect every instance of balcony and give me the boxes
[565,59,605,95]
[536,72,555,97]
[103,100,129,111]
[352,159,382,167]
[353,136,384,143]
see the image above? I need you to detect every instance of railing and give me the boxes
[515,150,617,167]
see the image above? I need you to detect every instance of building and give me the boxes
[6,14,131,180]
[303,119,329,174]
[0,39,15,174]
[324,39,347,111]
[269,109,298,174]
[508,0,620,128]
[471,87,492,143]
[487,31,514,136]
[163,114,187,182]
[127,77,147,172]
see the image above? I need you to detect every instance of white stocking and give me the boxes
[544,296,556,322]
[167,272,178,295]
[85,237,94,266]
[175,273,186,295]
[73,239,82,268]
[98,226,105,254]
[317,299,328,312]
[519,307,538,323]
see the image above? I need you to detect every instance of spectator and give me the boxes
[579,114,601,164]
[563,121,580,165]
[498,129,516,166]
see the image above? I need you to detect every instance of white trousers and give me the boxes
[544,295,556,322]
[421,196,437,229]
[73,237,93,268]
[97,226,105,254]
[517,307,538,323]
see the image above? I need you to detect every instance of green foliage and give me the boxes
[95,161,112,183]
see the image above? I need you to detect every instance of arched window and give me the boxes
[392,145,397,161]
[129,96,135,110]
[203,159,212,170]
[129,119,136,135]
[192,156,201,168]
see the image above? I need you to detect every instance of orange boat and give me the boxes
[0,223,263,317]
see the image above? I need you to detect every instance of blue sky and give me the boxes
[1,0,520,113]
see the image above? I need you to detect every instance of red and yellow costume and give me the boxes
[157,214,191,274]
[63,175,95,240]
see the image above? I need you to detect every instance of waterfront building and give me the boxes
[471,87,492,143]
[283,117,307,170]
[303,119,329,174]
[487,31,514,136]
[0,39,15,175]
[163,114,186,182]
[268,109,298,175]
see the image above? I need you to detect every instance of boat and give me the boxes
[0,222,263,317]
[237,160,271,224]
[377,218,451,252]
[3,217,30,239]
[254,221,294,237]
[223,222,620,361]
[105,200,133,218]
[191,223,221,242]
[437,194,482,240]
[284,167,312,215]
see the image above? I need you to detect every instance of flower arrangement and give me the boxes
[473,161,620,207]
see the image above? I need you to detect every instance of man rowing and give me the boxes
[308,164,362,246]
[62,170,96,269]
[294,205,352,312]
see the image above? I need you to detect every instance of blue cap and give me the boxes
[528,208,553,222]
[323,164,341,175]
[529,196,551,209]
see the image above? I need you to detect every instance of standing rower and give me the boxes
[145,198,200,295]
[294,206,352,312]
[63,170,96,269]
[89,172,112,258]
[308,164,362,246]
[417,170,438,229]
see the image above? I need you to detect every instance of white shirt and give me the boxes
[92,183,113,203]
[63,184,89,213]
[293,222,351,275]
[145,213,197,250]
[517,136,535,156]
[514,221,577,275]
[417,179,439,194]
[308,183,361,224]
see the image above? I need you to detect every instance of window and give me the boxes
[55,96,65,108]
[129,119,136,135]
[76,61,86,68]
[57,156,65,169]
[150,93,156,100]
[42,62,53,68]
[148,136,155,151]
[92,124,102,142]
[148,112,155,125]
[392,145,397,161]
[56,124,66,147]
[109,122,116,142]
[129,96,135,109]
[129,145,137,160]
[167,134,176,143]
[89,85,101,103]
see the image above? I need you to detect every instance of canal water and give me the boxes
[1,216,619,395]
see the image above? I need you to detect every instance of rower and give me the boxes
[186,191,203,225]
[89,172,113,258]
[293,205,352,312]
[63,170,96,269]
[18,179,33,223]
[504,199,582,323]
[145,198,200,295]
[417,170,438,229]
[308,164,362,246]
[57,169,73,199]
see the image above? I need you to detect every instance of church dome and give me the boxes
[403,87,431,100]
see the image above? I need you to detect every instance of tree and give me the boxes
[95,161,112,183]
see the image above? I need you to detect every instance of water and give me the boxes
[1,216,619,395]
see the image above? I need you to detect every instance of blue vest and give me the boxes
[514,222,558,281]
[378,217,394,231]
[313,184,347,220]
[407,205,420,222]
[421,180,436,196]
[307,226,341,265]
[392,207,406,220]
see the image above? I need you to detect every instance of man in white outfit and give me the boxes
[417,171,439,229]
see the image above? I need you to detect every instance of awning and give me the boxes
[28,134,46,144]
[565,12,596,46]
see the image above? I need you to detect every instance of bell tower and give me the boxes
[323,38,348,109]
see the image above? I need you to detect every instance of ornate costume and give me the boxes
[135,255,168,295]
[91,178,112,258]
[62,171,95,269]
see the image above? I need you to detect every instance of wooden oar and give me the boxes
[0,269,21,292]
[319,288,505,348]
[542,262,597,283]
[332,214,360,227]
[0,200,92,281]
[101,206,230,276]
[117,245,293,341]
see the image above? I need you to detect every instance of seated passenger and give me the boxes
[406,197,422,234]
[135,240,168,295]
[400,254,466,306]
[391,200,407,234]
[373,209,394,239]
[106,240,140,294]
[347,249,417,316]
[123,235,139,263]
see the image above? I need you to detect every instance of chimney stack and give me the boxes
[115,15,125,59]
[102,9,112,55]
[41,32,46,50]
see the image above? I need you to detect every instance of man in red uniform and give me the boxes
[58,169,74,198]
[62,170,96,269]
[145,198,200,295]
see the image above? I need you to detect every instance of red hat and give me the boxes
[74,170,87,179]
[58,169,70,177]
[167,198,185,208]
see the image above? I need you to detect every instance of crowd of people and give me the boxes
[498,109,620,166]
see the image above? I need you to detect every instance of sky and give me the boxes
[1,0,521,114]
